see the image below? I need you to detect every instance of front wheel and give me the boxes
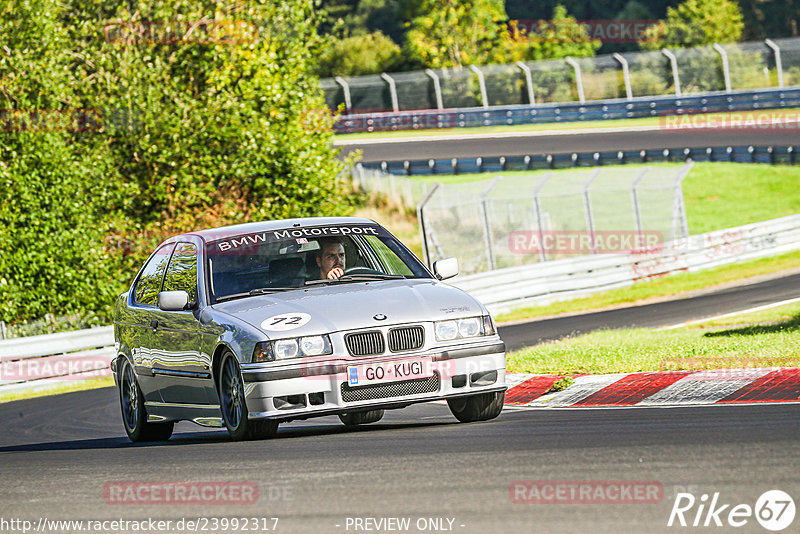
[447,391,505,423]
[219,351,278,441]
[338,409,385,426]
[119,358,174,442]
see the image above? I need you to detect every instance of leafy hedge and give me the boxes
[0,0,356,325]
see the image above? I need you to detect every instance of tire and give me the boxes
[118,358,174,442]
[219,350,279,441]
[338,409,385,426]
[447,391,505,423]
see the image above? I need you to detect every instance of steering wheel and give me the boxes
[344,266,382,276]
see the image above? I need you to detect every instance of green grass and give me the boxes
[412,161,800,323]
[683,163,800,234]
[0,376,115,404]
[506,301,800,375]
[694,300,800,327]
[496,248,800,323]
[334,107,800,141]
[410,163,800,235]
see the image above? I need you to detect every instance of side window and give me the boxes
[364,235,414,276]
[133,244,175,306]
[163,242,198,303]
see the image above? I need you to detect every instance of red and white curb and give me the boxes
[504,368,800,407]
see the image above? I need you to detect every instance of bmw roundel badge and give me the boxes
[373,314,387,321]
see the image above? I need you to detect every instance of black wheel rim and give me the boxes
[121,362,138,431]
[221,356,243,429]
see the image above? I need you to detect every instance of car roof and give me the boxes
[175,216,380,243]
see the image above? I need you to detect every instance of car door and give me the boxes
[128,242,176,403]
[149,241,213,405]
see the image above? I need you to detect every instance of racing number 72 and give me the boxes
[270,316,303,326]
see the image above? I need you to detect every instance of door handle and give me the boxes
[150,319,159,330]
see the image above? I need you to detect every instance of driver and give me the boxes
[316,238,346,280]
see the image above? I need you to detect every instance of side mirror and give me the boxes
[158,290,190,311]
[433,257,459,280]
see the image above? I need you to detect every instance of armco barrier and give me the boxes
[335,87,800,134]
[451,214,800,315]
[0,326,115,395]
[3,214,799,388]
[361,145,799,176]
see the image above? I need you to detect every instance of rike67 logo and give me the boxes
[668,490,796,531]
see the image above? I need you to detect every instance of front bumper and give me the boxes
[240,341,506,420]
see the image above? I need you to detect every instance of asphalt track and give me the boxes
[339,128,794,163]
[2,274,800,533]
[1,388,799,534]
[498,271,800,352]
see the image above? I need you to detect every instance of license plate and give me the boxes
[347,357,433,387]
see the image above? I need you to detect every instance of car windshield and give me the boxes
[205,223,432,303]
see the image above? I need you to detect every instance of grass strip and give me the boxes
[0,376,115,404]
[496,249,800,324]
[506,301,800,375]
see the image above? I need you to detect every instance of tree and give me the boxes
[502,5,602,62]
[318,0,405,42]
[639,0,744,49]
[316,31,401,77]
[0,0,356,323]
[404,0,508,69]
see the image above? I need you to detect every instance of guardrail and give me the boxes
[2,214,799,385]
[335,86,800,134]
[0,326,115,395]
[451,214,800,315]
[360,145,799,176]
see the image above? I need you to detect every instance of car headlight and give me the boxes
[299,335,327,356]
[435,315,495,342]
[274,339,299,359]
[435,320,458,341]
[458,317,480,337]
[252,335,333,362]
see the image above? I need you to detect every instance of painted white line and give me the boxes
[661,296,800,330]
[638,368,775,405]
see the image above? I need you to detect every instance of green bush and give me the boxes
[0,0,356,325]
[316,31,401,77]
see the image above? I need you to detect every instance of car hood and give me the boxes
[211,279,485,338]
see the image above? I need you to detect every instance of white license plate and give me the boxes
[347,357,433,387]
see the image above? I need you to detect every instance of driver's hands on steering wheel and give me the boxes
[327,267,344,279]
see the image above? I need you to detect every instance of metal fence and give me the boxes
[414,164,692,275]
[351,164,434,207]
[334,86,800,133]
[453,213,800,315]
[0,326,114,395]
[323,37,800,115]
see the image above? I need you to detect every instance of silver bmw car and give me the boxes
[112,217,506,442]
